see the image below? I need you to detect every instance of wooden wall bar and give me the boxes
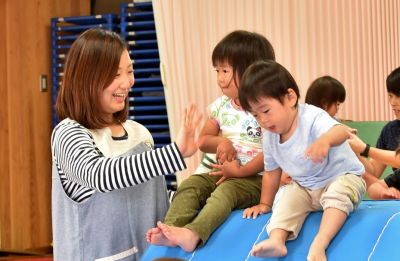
[0,0,90,250]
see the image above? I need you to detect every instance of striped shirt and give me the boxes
[51,119,186,202]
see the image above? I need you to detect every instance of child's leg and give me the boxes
[185,176,262,245]
[252,228,289,257]
[307,208,346,261]
[253,182,316,257]
[311,174,366,261]
[156,222,200,252]
[147,174,218,247]
[158,176,262,251]
[164,174,219,226]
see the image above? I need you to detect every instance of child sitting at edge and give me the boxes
[239,60,366,261]
[305,75,346,119]
[146,30,276,252]
[348,66,400,199]
[305,75,357,134]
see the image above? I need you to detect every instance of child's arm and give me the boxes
[242,168,282,219]
[198,119,237,163]
[305,124,349,163]
[368,179,400,199]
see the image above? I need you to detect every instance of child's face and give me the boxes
[214,62,239,99]
[100,49,134,120]
[388,92,400,119]
[325,102,341,117]
[249,89,298,140]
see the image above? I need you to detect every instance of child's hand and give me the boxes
[347,132,366,154]
[348,127,358,135]
[210,160,240,177]
[176,104,203,158]
[209,160,241,185]
[304,138,330,163]
[280,172,292,186]
[242,203,271,219]
[216,139,237,163]
[380,187,400,199]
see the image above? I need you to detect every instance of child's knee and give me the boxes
[320,174,366,214]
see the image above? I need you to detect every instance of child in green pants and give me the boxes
[146,30,275,251]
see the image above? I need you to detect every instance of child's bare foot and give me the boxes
[146,225,176,247]
[307,240,327,261]
[251,238,287,257]
[157,222,200,252]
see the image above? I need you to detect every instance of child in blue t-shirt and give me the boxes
[239,60,366,261]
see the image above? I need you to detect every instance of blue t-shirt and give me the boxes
[262,104,364,190]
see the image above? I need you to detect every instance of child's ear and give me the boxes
[287,88,298,106]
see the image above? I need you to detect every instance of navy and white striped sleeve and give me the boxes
[51,122,186,193]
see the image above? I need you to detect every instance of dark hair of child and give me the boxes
[211,30,276,87]
[387,67,400,96]
[239,60,300,112]
[305,76,346,109]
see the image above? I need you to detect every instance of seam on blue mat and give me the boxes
[188,249,196,261]
[245,217,271,261]
[367,211,400,261]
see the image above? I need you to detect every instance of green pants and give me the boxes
[164,173,262,246]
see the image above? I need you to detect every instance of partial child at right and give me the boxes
[348,66,400,199]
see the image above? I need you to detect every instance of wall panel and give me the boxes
[0,0,90,250]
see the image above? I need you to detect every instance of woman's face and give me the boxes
[99,50,134,120]
[388,92,400,119]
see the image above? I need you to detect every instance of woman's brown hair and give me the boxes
[56,28,129,129]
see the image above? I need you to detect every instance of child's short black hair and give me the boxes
[212,30,275,85]
[239,60,300,112]
[387,67,400,96]
[305,76,346,109]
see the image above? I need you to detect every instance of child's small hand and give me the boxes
[280,172,292,186]
[348,127,358,135]
[210,160,240,177]
[216,139,237,163]
[304,138,330,163]
[347,132,366,154]
[242,203,271,219]
[380,187,400,199]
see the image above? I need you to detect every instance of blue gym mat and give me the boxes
[142,200,400,261]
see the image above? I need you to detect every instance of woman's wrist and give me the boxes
[360,144,371,157]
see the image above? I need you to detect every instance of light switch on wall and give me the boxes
[40,74,47,92]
